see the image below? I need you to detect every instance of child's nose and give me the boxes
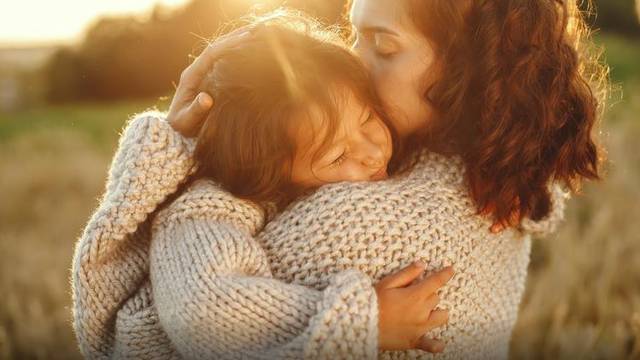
[358,141,385,168]
[363,156,384,168]
[352,130,386,168]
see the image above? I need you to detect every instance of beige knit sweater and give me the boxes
[72,111,569,359]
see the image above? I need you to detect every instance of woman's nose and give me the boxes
[352,45,373,72]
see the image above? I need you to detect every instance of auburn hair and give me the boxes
[360,0,607,226]
[162,9,398,212]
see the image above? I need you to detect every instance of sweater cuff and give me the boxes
[303,269,379,360]
[519,182,571,237]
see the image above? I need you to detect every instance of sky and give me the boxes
[0,0,190,47]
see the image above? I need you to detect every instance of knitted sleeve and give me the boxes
[72,110,196,358]
[149,184,379,360]
[519,182,571,237]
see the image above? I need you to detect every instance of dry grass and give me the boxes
[0,100,156,359]
[0,43,639,360]
[0,129,106,359]
[510,82,640,360]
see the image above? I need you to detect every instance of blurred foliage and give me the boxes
[0,98,165,150]
[597,32,640,83]
[582,0,640,36]
[44,0,348,103]
[43,0,640,104]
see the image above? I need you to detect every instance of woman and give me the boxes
[72,0,605,359]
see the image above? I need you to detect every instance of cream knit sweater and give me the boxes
[72,111,569,360]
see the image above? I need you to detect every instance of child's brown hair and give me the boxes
[184,9,398,209]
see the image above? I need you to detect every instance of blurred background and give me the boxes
[0,0,638,359]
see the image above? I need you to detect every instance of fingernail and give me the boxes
[414,260,426,269]
[197,93,212,107]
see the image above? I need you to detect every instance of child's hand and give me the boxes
[374,262,454,353]
[166,26,254,138]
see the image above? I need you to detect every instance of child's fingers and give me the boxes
[376,261,426,289]
[424,309,449,332]
[414,266,455,297]
[415,336,445,353]
[408,270,426,287]
[423,293,440,312]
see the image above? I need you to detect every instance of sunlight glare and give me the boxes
[0,0,189,46]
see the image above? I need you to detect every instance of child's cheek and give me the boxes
[342,162,369,182]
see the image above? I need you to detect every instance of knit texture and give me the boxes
[71,111,569,359]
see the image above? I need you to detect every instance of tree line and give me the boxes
[44,0,639,103]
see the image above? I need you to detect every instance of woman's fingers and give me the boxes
[168,26,254,137]
[415,336,445,353]
[181,27,253,86]
[174,92,214,138]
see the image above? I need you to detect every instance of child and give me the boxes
[176,14,399,211]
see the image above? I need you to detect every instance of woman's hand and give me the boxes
[375,261,454,353]
[166,26,254,138]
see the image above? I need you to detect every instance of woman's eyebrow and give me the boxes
[359,25,400,37]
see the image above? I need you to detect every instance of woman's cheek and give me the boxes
[391,55,434,133]
[373,63,400,103]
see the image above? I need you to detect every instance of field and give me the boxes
[0,34,639,359]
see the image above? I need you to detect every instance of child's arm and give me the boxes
[149,182,379,359]
[77,110,196,258]
[72,110,196,357]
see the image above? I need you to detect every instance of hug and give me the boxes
[72,0,605,359]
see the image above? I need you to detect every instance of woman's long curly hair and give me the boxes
[392,0,608,226]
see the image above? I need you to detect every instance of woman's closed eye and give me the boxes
[373,33,399,58]
[354,30,397,57]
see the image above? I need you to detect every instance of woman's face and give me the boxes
[289,89,393,188]
[350,0,437,139]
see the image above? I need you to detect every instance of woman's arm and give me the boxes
[149,187,379,359]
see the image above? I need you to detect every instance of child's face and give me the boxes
[289,89,393,188]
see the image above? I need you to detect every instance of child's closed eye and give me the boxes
[332,153,347,167]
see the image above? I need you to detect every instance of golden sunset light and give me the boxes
[1,1,639,360]
[0,0,200,46]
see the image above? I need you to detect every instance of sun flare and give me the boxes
[0,0,189,46]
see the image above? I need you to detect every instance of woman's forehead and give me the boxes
[350,0,407,32]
